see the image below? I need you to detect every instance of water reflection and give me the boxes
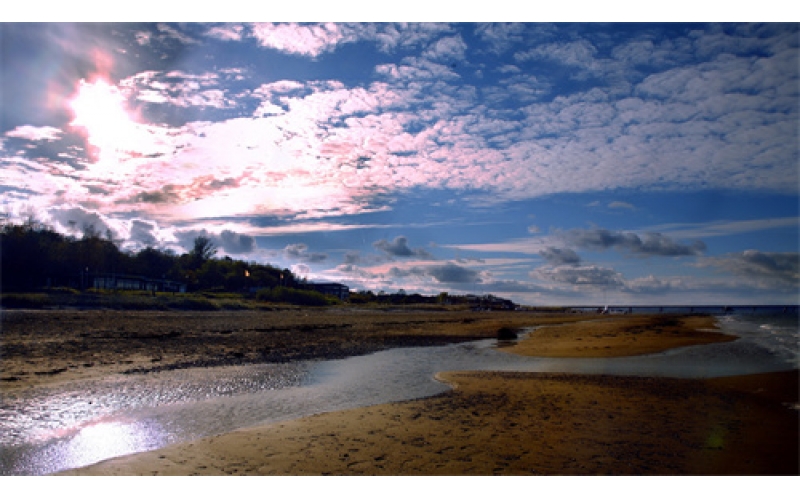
[63,419,168,469]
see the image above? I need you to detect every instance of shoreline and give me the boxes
[39,310,797,476]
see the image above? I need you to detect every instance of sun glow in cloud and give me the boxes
[69,78,158,167]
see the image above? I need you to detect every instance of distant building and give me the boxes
[306,282,350,301]
[92,273,186,293]
[467,293,516,310]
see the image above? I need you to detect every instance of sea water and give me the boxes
[715,312,799,368]
[1,311,796,475]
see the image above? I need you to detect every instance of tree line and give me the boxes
[0,220,297,293]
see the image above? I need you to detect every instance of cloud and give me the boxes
[342,250,386,266]
[562,228,706,257]
[219,230,256,254]
[49,206,118,239]
[248,23,349,57]
[608,201,635,210]
[173,228,256,256]
[129,219,158,248]
[156,24,199,45]
[441,237,552,255]
[206,24,245,42]
[515,39,599,71]
[5,125,62,142]
[701,250,799,288]
[390,262,480,284]
[621,275,680,294]
[426,263,479,283]
[423,35,468,61]
[283,243,328,263]
[291,263,312,278]
[474,23,530,54]
[643,217,800,240]
[373,236,433,259]
[531,264,624,288]
[123,70,235,109]
[539,247,582,266]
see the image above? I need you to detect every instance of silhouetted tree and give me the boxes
[190,236,217,269]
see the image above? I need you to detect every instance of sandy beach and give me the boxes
[499,314,734,358]
[59,370,798,476]
[34,309,797,476]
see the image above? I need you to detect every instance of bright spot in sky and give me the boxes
[69,78,149,166]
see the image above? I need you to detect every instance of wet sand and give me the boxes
[59,369,798,476]
[47,310,798,476]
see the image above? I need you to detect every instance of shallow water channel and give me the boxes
[1,315,796,476]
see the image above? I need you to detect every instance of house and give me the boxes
[306,282,350,301]
[91,273,187,293]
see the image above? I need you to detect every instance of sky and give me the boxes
[1,17,798,306]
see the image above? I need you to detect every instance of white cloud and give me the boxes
[156,24,198,45]
[441,237,553,255]
[206,24,244,41]
[248,23,349,57]
[5,125,62,142]
[423,35,468,61]
[474,23,530,54]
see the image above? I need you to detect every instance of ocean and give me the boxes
[715,310,799,369]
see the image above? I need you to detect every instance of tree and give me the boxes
[190,236,217,268]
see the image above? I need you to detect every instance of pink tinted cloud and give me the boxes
[249,23,349,57]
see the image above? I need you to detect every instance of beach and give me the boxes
[28,309,795,476]
[59,370,798,476]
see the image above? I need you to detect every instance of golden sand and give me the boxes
[499,314,736,358]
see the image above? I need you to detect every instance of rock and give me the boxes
[497,327,518,340]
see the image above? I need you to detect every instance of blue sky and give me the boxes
[1,17,798,305]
